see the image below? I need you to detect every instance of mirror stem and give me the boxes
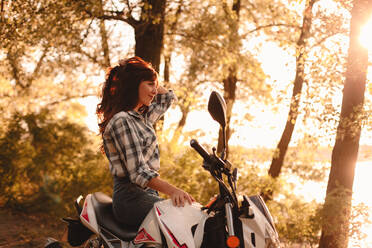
[221,127,227,160]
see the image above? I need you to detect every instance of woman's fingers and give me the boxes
[178,195,183,207]
[185,193,193,204]
[170,189,194,207]
[172,195,179,207]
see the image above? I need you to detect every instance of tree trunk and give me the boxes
[217,0,241,158]
[267,0,316,179]
[134,0,166,132]
[170,104,189,144]
[98,0,110,67]
[218,66,238,157]
[164,0,186,142]
[134,0,166,73]
[163,54,170,83]
[319,0,370,247]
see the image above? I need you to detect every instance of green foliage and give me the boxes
[227,145,323,246]
[349,202,372,247]
[0,0,89,82]
[159,140,218,205]
[320,186,354,247]
[274,199,322,247]
[283,134,330,182]
[176,0,271,97]
[0,109,111,216]
[159,141,323,245]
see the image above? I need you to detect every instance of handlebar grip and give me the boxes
[190,139,210,161]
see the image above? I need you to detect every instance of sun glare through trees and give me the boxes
[360,15,372,51]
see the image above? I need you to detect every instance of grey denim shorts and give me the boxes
[112,177,163,229]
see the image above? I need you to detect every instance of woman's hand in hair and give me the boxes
[156,85,168,94]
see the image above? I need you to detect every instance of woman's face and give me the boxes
[137,80,158,107]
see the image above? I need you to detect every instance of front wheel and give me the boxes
[82,235,168,248]
[83,234,104,248]
[142,244,167,248]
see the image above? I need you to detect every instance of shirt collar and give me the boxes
[127,110,141,118]
[127,105,149,118]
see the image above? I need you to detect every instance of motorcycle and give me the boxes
[45,91,280,248]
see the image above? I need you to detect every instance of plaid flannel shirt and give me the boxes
[103,90,176,188]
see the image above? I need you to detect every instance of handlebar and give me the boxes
[190,139,231,172]
[190,139,211,162]
[190,139,238,206]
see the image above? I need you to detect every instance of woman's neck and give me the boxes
[133,104,146,114]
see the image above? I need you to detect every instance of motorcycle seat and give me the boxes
[91,192,137,241]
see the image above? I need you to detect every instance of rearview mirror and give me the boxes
[208,91,227,128]
[208,91,227,159]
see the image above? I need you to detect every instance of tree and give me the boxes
[172,0,279,146]
[319,0,371,247]
[0,0,103,120]
[262,0,353,201]
[134,0,166,72]
[0,110,111,215]
[0,0,112,216]
[80,0,166,72]
[216,0,241,157]
[268,0,318,181]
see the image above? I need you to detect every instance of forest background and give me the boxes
[1,0,372,247]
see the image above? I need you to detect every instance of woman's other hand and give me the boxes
[147,177,195,207]
[169,188,195,207]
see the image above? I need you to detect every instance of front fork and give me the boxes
[225,203,242,248]
[225,203,235,236]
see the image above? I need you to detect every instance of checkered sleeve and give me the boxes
[110,117,159,188]
[147,90,176,124]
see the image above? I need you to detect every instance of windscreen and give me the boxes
[248,195,276,231]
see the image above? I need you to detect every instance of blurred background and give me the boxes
[0,0,371,247]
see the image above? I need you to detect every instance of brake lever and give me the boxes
[232,168,238,190]
[211,147,232,174]
[202,160,212,171]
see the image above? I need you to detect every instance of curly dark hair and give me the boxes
[96,56,158,137]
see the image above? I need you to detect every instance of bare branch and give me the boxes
[125,0,132,14]
[83,6,138,27]
[166,31,222,50]
[1,0,4,21]
[77,47,107,68]
[168,0,184,32]
[81,18,94,41]
[246,23,300,35]
[6,49,24,89]
[98,0,111,67]
[30,45,49,80]
[49,94,97,106]
[244,0,259,25]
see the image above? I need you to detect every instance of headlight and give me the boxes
[265,224,280,248]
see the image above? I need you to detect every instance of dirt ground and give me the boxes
[0,207,67,248]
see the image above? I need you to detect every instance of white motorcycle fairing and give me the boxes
[239,196,280,248]
[134,199,209,248]
[240,200,266,247]
[80,194,99,234]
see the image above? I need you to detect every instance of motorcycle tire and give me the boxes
[82,235,168,248]
[142,244,166,248]
[83,234,104,248]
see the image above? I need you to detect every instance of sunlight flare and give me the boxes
[359,15,372,50]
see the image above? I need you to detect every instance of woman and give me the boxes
[96,56,194,229]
